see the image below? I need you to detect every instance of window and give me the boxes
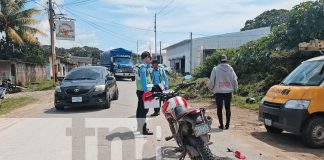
[282,61,324,86]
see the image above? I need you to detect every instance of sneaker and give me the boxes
[225,124,229,130]
[142,129,153,135]
[218,125,224,130]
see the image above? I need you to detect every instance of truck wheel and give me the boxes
[131,77,135,81]
[265,125,283,134]
[302,117,324,148]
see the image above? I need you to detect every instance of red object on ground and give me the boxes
[235,151,247,159]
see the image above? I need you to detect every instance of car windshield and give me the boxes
[64,68,103,80]
[114,57,131,63]
[281,61,324,86]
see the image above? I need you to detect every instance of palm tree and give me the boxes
[0,0,46,46]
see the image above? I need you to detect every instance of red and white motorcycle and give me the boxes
[143,76,214,160]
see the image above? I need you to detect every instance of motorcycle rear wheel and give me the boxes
[187,136,214,160]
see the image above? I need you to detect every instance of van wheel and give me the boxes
[131,77,135,81]
[265,125,283,134]
[302,117,324,148]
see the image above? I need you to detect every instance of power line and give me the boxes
[159,0,186,18]
[156,0,175,15]
[59,6,137,45]
[62,0,97,7]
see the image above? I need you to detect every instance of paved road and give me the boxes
[0,81,322,160]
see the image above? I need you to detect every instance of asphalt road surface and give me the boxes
[0,81,322,160]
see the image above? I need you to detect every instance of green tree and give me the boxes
[241,9,289,31]
[0,0,45,45]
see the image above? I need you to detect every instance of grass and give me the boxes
[232,95,260,110]
[25,80,55,91]
[0,97,35,115]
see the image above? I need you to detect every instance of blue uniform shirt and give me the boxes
[139,61,149,92]
[152,68,169,88]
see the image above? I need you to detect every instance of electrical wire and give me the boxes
[156,0,175,15]
[58,6,137,45]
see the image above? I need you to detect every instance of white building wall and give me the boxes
[165,27,271,73]
[166,42,191,73]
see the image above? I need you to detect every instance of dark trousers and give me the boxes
[136,90,149,130]
[215,93,232,126]
[151,85,162,113]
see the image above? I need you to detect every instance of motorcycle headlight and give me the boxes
[95,85,105,92]
[55,86,61,93]
[284,100,310,109]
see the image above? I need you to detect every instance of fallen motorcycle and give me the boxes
[143,76,214,160]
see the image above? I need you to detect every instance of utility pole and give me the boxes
[160,41,162,64]
[190,32,193,73]
[49,0,56,86]
[154,13,157,58]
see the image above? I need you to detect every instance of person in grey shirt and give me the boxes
[208,55,238,130]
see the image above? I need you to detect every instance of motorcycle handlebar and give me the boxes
[151,82,196,100]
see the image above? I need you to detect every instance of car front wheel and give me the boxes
[55,105,64,110]
[101,94,111,109]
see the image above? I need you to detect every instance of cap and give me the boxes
[152,60,159,64]
[220,55,228,62]
[141,51,151,59]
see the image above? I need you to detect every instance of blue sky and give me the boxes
[29,0,310,53]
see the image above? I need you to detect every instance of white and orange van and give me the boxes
[259,56,324,148]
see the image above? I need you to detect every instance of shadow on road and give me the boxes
[106,131,135,141]
[43,106,102,114]
[143,146,233,160]
[251,131,324,158]
[141,146,183,160]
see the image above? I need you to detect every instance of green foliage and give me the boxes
[0,97,35,115]
[194,0,324,96]
[193,49,237,78]
[241,9,289,31]
[20,44,49,65]
[25,80,54,91]
[42,45,103,65]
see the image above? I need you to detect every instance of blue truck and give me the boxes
[100,48,135,81]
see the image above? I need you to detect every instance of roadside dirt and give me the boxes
[189,99,324,160]
[0,90,54,132]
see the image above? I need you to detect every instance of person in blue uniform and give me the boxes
[149,60,169,116]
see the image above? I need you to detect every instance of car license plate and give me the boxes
[194,123,210,137]
[265,118,272,126]
[72,97,82,103]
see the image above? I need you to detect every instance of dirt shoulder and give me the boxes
[189,99,324,160]
[0,90,54,118]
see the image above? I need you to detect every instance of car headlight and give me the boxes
[55,86,61,93]
[284,100,310,109]
[95,85,106,92]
